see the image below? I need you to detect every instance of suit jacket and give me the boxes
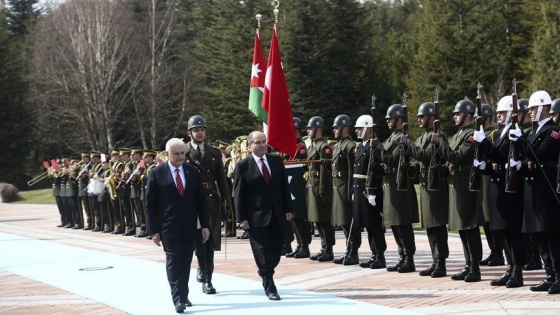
[146,162,210,241]
[234,153,293,228]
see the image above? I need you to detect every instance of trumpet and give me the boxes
[27,170,50,186]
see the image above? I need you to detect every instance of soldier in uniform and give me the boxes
[406,102,449,277]
[509,90,560,294]
[77,152,93,230]
[219,142,236,237]
[90,152,111,233]
[373,104,418,273]
[108,149,123,234]
[353,115,387,270]
[141,150,158,238]
[478,104,505,267]
[129,148,147,237]
[50,157,66,227]
[305,116,335,262]
[117,148,135,236]
[285,117,312,259]
[331,114,359,265]
[67,156,82,229]
[550,98,560,125]
[473,95,526,288]
[432,99,484,282]
[185,115,231,295]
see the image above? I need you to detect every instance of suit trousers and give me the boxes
[248,215,284,278]
[391,224,415,257]
[458,228,483,264]
[426,225,449,260]
[162,238,195,306]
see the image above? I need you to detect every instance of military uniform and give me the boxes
[117,149,135,236]
[108,151,123,234]
[78,152,93,230]
[129,148,147,237]
[51,162,66,227]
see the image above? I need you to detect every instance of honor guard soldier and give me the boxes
[50,157,66,227]
[406,102,449,277]
[331,114,360,265]
[117,148,135,236]
[285,117,312,259]
[432,98,484,282]
[130,148,147,237]
[78,152,93,230]
[353,115,387,270]
[473,95,526,288]
[141,150,158,238]
[478,104,505,267]
[186,115,231,295]
[305,116,335,262]
[550,98,560,125]
[374,104,419,273]
[509,90,560,294]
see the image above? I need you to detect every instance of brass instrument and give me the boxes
[27,169,52,186]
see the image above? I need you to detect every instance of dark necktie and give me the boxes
[261,158,271,186]
[175,168,184,197]
[194,146,202,160]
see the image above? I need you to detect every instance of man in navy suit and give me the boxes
[146,138,210,313]
[234,131,293,301]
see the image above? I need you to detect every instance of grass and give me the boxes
[14,189,56,205]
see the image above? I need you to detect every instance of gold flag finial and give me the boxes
[271,0,280,24]
[256,14,262,29]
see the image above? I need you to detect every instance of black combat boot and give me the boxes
[524,257,542,270]
[505,265,524,288]
[285,244,300,258]
[360,255,376,268]
[397,256,416,273]
[431,258,447,278]
[531,274,555,292]
[451,261,471,281]
[490,265,513,286]
[548,277,560,294]
[464,263,481,282]
[488,251,505,266]
[370,252,386,269]
[419,260,436,276]
[387,255,405,272]
[317,246,334,262]
[294,245,310,258]
[343,247,359,265]
[310,246,325,261]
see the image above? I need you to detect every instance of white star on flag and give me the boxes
[251,63,262,79]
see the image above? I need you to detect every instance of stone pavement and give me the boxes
[1,203,559,314]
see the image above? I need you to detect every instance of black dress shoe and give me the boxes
[57,223,65,228]
[294,247,310,258]
[451,266,470,281]
[387,256,405,272]
[397,259,415,273]
[488,255,505,266]
[531,279,553,292]
[490,266,512,286]
[548,281,560,294]
[196,270,206,283]
[285,246,299,257]
[203,282,216,294]
[123,229,135,236]
[310,248,325,261]
[184,298,192,307]
[175,303,185,313]
[266,292,281,300]
[431,265,447,278]
[370,257,387,269]
[333,255,346,264]
[419,264,435,276]
[464,266,481,282]
[65,223,73,228]
[317,250,334,262]
[479,253,493,265]
[360,258,375,268]
[524,259,543,271]
[343,255,359,265]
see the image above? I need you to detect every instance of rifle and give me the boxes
[469,83,483,191]
[396,92,409,191]
[366,94,379,190]
[427,89,441,191]
[505,78,520,193]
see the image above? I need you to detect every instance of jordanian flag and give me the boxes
[248,29,267,123]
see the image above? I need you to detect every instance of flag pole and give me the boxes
[256,13,268,135]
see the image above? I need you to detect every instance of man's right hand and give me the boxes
[152,233,161,247]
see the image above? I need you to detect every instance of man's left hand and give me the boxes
[286,212,293,221]
[201,228,210,243]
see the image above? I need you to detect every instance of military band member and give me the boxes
[373,104,418,273]
[141,150,158,238]
[50,157,66,227]
[509,90,560,294]
[473,95,526,288]
[67,156,82,229]
[130,148,147,237]
[59,156,72,228]
[306,116,335,262]
[353,115,387,270]
[117,148,135,236]
[407,102,449,277]
[109,149,123,234]
[432,99,484,282]
[77,152,93,230]
[186,115,231,295]
[285,117,312,259]
[91,152,112,233]
[331,114,360,265]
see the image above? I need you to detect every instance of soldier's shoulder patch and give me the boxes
[468,136,475,143]
[325,148,331,154]
[552,131,559,139]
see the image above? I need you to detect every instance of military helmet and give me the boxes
[417,102,436,116]
[496,96,513,112]
[453,99,476,114]
[332,114,352,127]
[354,115,374,128]
[479,103,493,117]
[528,90,552,107]
[293,117,303,129]
[551,98,560,114]
[187,115,207,130]
[385,104,404,119]
[517,99,529,112]
[306,116,325,128]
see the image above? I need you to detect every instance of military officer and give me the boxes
[331,114,360,265]
[373,104,419,273]
[509,90,560,294]
[406,102,449,277]
[306,116,335,262]
[186,115,231,295]
[473,95,526,288]
[432,98,484,282]
[353,115,387,270]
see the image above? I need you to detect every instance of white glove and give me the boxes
[473,159,487,170]
[368,195,376,206]
[473,125,485,143]
[509,158,522,171]
[351,193,354,201]
[509,123,522,141]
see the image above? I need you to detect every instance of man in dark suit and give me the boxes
[146,138,210,313]
[234,131,293,301]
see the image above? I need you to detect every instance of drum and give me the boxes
[87,179,106,195]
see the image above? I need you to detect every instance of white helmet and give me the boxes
[496,95,513,112]
[528,90,552,107]
[354,115,374,128]
[355,115,374,139]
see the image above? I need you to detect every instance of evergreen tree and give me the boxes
[5,0,41,37]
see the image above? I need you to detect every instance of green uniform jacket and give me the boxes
[331,136,355,226]
[306,137,333,222]
[186,142,231,251]
[438,125,484,231]
[408,128,449,228]
[376,130,419,226]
